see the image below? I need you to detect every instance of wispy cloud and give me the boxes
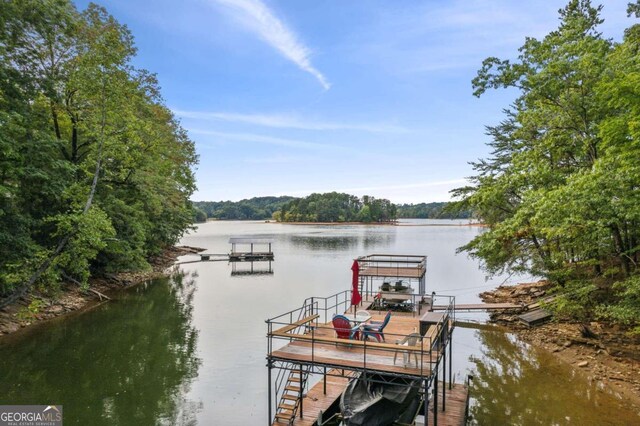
[284,179,467,196]
[174,109,407,133]
[188,128,342,150]
[212,0,330,89]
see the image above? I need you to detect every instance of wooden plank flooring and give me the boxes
[271,340,434,377]
[270,311,438,378]
[284,375,469,426]
[424,383,469,426]
[431,302,521,311]
[288,371,351,426]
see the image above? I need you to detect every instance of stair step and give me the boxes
[285,385,302,392]
[289,377,301,382]
[278,403,296,411]
[275,413,293,420]
[282,394,299,401]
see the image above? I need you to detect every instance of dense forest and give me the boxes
[193,196,468,222]
[396,202,472,219]
[192,196,294,222]
[453,1,640,331]
[272,192,397,223]
[0,1,197,307]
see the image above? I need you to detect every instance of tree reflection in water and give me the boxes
[468,328,640,425]
[0,270,201,425]
[289,233,393,251]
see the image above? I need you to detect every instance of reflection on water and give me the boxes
[231,260,274,276]
[0,270,201,425]
[289,232,394,251]
[468,328,640,425]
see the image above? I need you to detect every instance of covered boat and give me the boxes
[339,374,421,426]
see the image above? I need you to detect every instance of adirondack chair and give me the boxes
[332,315,360,340]
[362,311,391,342]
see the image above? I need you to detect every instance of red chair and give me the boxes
[332,315,361,340]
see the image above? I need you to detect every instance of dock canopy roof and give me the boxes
[228,237,274,244]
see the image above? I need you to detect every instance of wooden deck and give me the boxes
[288,371,351,426]
[424,383,469,426]
[431,302,522,312]
[270,312,438,378]
[285,376,469,426]
[360,266,425,278]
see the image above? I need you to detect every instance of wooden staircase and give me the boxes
[273,369,308,425]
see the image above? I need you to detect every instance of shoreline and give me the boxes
[481,281,640,411]
[0,245,205,338]
[268,220,484,227]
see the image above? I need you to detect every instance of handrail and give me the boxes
[267,290,456,383]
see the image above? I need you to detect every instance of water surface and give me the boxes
[1,220,638,425]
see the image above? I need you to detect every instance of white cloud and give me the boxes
[212,0,330,89]
[173,109,407,133]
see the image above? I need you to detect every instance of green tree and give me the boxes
[0,1,197,306]
[453,0,640,328]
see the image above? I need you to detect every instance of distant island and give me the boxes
[192,193,472,223]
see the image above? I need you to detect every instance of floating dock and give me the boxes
[229,237,274,261]
[431,302,522,312]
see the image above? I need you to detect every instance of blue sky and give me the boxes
[75,0,634,203]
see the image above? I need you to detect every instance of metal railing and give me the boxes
[357,254,426,276]
[266,291,456,379]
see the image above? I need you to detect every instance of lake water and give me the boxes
[0,220,638,425]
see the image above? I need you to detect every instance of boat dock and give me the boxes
[194,237,275,262]
[266,288,470,425]
[229,237,274,261]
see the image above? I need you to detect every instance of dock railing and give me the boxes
[357,254,426,276]
[266,291,455,378]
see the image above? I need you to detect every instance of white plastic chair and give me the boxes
[393,333,421,366]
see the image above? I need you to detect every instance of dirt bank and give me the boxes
[481,281,640,409]
[0,245,204,337]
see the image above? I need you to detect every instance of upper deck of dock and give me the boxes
[266,291,454,381]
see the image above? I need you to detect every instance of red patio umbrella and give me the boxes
[351,260,361,306]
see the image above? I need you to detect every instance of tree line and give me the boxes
[192,196,294,222]
[396,202,472,219]
[0,1,197,306]
[193,196,469,222]
[272,193,397,223]
[453,1,640,331]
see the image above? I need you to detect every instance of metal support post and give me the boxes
[442,352,446,411]
[299,364,304,419]
[434,368,438,426]
[424,379,429,426]
[449,329,453,390]
[267,360,272,425]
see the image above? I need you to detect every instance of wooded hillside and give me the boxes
[272,192,397,223]
[192,197,294,221]
[396,202,472,219]
[0,1,197,307]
